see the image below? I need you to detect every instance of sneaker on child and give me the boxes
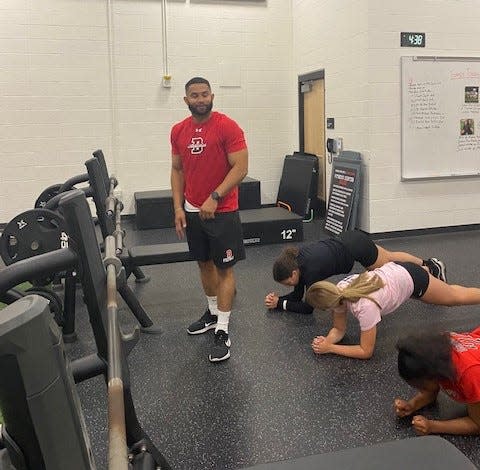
[426,258,447,283]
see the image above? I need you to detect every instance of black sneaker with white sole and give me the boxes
[187,309,217,335]
[426,257,447,283]
[209,330,231,362]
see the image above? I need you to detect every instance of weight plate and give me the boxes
[30,276,56,287]
[0,208,70,265]
[34,184,63,208]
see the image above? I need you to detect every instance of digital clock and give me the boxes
[400,32,426,48]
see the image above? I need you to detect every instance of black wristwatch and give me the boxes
[211,191,221,201]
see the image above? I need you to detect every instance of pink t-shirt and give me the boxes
[333,262,414,331]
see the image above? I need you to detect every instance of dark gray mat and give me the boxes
[240,436,476,469]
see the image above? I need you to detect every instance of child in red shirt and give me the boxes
[394,327,480,435]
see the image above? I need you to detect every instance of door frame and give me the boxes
[298,69,325,151]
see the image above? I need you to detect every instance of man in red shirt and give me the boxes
[394,327,480,435]
[170,77,248,362]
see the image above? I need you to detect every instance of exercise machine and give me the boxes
[0,190,171,469]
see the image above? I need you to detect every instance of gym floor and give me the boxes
[67,219,480,470]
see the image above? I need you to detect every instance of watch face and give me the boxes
[212,191,220,201]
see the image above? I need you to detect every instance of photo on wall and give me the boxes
[465,86,479,103]
[460,118,475,135]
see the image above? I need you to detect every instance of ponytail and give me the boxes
[273,247,300,282]
[306,272,385,310]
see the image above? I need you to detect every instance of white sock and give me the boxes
[206,296,218,317]
[215,310,231,334]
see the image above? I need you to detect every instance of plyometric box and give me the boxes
[135,176,261,230]
[277,152,318,217]
[240,207,303,245]
[135,189,174,230]
[238,176,261,210]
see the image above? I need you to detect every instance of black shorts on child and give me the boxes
[337,230,379,268]
[395,261,430,298]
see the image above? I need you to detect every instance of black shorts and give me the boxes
[337,230,378,268]
[185,211,246,269]
[395,261,430,298]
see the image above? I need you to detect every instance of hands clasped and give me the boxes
[311,336,331,354]
[265,292,279,309]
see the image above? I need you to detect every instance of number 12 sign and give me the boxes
[401,32,426,47]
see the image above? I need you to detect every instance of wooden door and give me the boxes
[303,78,326,202]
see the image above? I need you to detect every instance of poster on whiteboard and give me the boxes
[401,56,480,180]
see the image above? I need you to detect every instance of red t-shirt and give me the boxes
[170,111,247,212]
[439,327,480,403]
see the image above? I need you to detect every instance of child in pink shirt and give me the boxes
[306,261,480,359]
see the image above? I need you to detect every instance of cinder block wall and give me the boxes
[4,0,478,232]
[1,0,296,222]
[292,0,480,232]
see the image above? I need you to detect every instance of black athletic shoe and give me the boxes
[187,309,217,335]
[426,258,447,283]
[209,330,231,362]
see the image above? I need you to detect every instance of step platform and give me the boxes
[128,207,303,266]
[135,177,261,230]
[240,207,303,245]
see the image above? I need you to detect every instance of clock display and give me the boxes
[401,32,426,48]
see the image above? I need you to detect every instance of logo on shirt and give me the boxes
[188,137,206,155]
[450,332,480,352]
[223,249,234,263]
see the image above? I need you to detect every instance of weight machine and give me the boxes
[0,190,171,470]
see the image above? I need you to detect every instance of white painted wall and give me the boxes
[292,0,480,233]
[0,0,296,222]
[3,0,480,233]
[1,0,113,222]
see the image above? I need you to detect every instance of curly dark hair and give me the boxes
[397,332,456,383]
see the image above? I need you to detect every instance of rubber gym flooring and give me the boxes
[65,219,480,469]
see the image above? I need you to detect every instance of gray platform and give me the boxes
[240,206,303,245]
[128,206,303,265]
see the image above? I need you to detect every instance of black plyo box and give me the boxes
[134,177,261,230]
[240,207,303,245]
[135,189,174,230]
[239,176,261,210]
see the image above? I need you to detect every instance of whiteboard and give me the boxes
[401,56,480,180]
